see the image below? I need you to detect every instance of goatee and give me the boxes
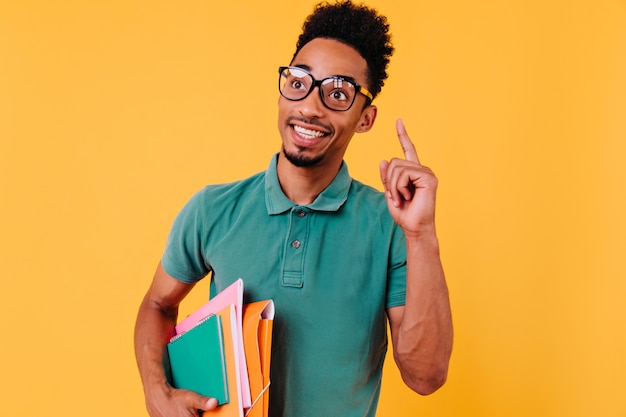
[282,147,324,167]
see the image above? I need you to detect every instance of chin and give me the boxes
[282,147,324,167]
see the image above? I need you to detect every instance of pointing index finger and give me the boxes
[396,118,420,164]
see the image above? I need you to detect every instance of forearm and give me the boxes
[393,230,453,394]
[134,294,178,396]
[134,266,217,416]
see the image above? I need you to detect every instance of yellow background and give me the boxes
[1,0,625,416]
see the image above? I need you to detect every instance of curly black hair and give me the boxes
[292,0,394,100]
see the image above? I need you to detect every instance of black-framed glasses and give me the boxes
[278,66,373,112]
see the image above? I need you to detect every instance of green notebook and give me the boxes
[167,314,229,405]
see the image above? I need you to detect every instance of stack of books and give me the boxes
[166,279,274,417]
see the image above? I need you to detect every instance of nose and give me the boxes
[297,85,325,118]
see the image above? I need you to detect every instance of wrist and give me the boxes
[402,224,437,241]
[403,227,440,253]
[140,361,172,396]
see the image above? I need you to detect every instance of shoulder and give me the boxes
[192,171,265,205]
[173,171,266,225]
[349,178,384,197]
[347,179,388,211]
[341,179,400,235]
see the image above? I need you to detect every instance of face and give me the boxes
[277,38,377,169]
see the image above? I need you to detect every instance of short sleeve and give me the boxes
[385,223,407,308]
[161,189,212,284]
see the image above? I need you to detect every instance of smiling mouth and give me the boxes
[293,125,328,139]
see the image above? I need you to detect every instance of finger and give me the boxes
[397,170,416,202]
[380,158,403,207]
[379,159,399,206]
[387,162,415,203]
[183,392,218,414]
[396,119,420,165]
[379,160,390,192]
[198,397,218,411]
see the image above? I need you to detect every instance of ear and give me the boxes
[355,105,377,133]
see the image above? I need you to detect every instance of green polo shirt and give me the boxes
[162,154,407,417]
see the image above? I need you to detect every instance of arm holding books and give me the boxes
[134,261,219,417]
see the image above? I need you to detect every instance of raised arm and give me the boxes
[379,119,453,395]
[134,262,218,416]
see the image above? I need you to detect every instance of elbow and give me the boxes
[406,369,448,396]
[394,350,449,395]
[402,365,448,395]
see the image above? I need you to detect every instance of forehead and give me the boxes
[290,38,369,85]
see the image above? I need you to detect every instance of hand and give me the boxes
[379,119,438,237]
[146,385,218,417]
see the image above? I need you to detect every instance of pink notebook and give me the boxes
[175,278,251,408]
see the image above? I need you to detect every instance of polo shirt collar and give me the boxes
[265,153,352,214]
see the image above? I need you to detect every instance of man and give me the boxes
[134,1,453,416]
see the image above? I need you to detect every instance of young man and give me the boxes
[134,2,453,417]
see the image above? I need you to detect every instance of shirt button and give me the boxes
[297,210,306,218]
[291,240,301,249]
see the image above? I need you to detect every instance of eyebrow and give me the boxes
[294,64,313,72]
[293,64,359,85]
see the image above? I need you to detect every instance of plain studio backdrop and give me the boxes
[1,1,624,416]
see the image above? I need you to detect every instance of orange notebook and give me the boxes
[242,300,274,417]
[213,304,244,417]
[258,319,273,417]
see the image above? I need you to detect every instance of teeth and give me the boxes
[294,125,326,139]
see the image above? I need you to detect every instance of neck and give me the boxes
[276,151,342,205]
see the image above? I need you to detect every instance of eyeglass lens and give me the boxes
[279,67,357,111]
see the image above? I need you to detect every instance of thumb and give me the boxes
[190,394,218,412]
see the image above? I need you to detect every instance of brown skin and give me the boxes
[276,38,377,204]
[134,38,452,417]
[134,263,217,417]
[278,40,452,393]
[381,119,453,394]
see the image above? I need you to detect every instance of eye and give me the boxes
[291,79,307,90]
[329,90,349,101]
[324,78,353,103]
